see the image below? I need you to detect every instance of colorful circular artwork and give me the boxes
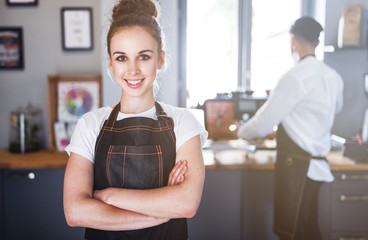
[63,88,93,117]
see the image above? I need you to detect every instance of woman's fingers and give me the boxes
[168,160,187,186]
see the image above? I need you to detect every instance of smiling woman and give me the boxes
[109,26,165,103]
[63,0,208,239]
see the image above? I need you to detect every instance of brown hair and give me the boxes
[107,0,164,56]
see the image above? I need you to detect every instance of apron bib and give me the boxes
[85,102,188,240]
[273,124,313,240]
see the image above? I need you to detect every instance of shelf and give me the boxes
[324,45,367,53]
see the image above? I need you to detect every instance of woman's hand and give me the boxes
[168,160,188,186]
[93,160,188,204]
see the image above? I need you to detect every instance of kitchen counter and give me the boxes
[204,149,368,171]
[0,147,367,170]
[0,150,68,169]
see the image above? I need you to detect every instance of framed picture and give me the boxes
[57,80,100,122]
[6,0,38,6]
[61,7,93,51]
[0,27,24,70]
[47,74,102,151]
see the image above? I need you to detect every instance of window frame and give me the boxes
[179,0,318,107]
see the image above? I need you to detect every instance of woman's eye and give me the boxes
[140,54,151,60]
[116,56,127,61]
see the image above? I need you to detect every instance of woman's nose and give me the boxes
[127,61,141,75]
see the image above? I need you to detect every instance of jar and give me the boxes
[9,108,42,153]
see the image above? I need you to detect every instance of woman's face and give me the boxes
[109,26,165,98]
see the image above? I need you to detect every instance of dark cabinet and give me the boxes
[188,168,368,240]
[328,171,368,240]
[1,169,84,240]
[188,169,243,240]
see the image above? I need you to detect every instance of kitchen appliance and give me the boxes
[203,92,268,140]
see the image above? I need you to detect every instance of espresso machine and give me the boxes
[202,91,268,140]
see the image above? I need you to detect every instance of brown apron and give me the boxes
[85,102,188,240]
[273,124,325,240]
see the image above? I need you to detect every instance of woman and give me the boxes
[63,0,207,239]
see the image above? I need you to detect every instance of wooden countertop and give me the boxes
[203,149,368,171]
[0,149,367,171]
[0,150,68,169]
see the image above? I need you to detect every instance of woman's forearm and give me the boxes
[93,136,205,219]
[95,182,202,219]
[64,194,168,231]
[63,153,168,231]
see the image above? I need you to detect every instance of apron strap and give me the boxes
[105,103,120,129]
[155,102,167,118]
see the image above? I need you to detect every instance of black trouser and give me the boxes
[280,178,323,240]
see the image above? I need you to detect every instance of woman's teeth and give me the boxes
[127,80,142,85]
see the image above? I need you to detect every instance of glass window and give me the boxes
[250,0,301,94]
[186,0,239,107]
[185,0,301,106]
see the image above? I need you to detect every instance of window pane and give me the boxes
[187,0,238,107]
[251,0,301,94]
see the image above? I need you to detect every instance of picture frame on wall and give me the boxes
[57,80,100,122]
[6,0,38,6]
[47,74,102,151]
[61,7,93,51]
[0,27,24,70]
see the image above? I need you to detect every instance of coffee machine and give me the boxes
[203,92,268,140]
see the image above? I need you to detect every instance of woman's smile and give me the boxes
[125,78,145,88]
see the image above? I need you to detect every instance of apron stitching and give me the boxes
[121,145,126,188]
[156,145,161,187]
[95,106,118,156]
[159,145,163,187]
[103,125,172,132]
[109,152,161,156]
[106,145,113,187]
[162,117,175,144]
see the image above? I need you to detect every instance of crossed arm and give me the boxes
[63,135,204,231]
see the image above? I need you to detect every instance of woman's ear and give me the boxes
[158,50,165,70]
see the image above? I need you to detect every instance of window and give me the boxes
[185,0,302,107]
[251,0,301,93]
[186,0,239,107]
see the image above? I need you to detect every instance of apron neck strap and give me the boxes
[106,102,167,128]
[155,102,167,118]
[105,103,120,128]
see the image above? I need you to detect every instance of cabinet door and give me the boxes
[330,171,368,234]
[0,171,4,240]
[188,169,242,240]
[241,170,278,240]
[3,169,84,240]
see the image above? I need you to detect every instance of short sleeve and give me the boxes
[65,114,102,163]
[174,109,208,151]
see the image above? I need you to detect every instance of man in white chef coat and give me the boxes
[238,17,344,240]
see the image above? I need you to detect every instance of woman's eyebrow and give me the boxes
[113,49,154,55]
[139,49,154,54]
[113,51,126,55]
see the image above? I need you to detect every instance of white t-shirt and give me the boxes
[238,56,344,182]
[65,102,208,163]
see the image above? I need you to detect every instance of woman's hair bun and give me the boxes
[112,0,159,20]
